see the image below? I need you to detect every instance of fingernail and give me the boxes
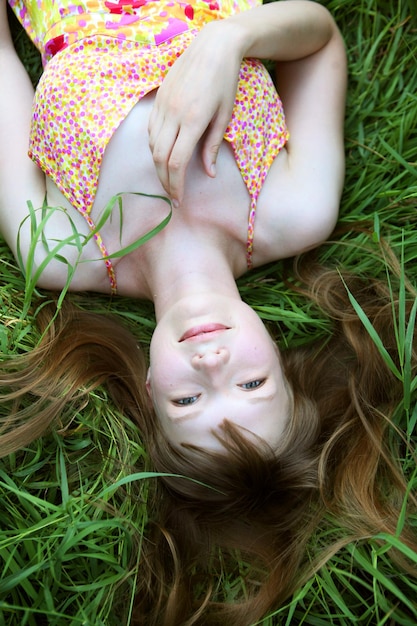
[172,199,179,209]
[210,163,216,176]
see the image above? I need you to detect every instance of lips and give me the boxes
[179,324,230,342]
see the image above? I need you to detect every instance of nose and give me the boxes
[191,347,230,370]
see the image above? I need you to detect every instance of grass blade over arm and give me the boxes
[340,274,402,381]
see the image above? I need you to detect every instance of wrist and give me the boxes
[202,18,249,62]
[216,2,335,62]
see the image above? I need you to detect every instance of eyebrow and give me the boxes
[167,392,277,424]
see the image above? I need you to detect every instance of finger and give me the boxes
[151,122,181,197]
[148,102,165,152]
[201,114,230,178]
[166,123,204,203]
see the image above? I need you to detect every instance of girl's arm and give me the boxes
[265,12,346,257]
[148,0,346,206]
[0,1,45,258]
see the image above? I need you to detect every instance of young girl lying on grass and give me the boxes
[1,0,417,624]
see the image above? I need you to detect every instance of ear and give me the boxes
[145,368,152,398]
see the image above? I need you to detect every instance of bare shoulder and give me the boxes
[252,24,347,264]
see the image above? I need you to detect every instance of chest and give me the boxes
[44,96,288,295]
[95,120,252,248]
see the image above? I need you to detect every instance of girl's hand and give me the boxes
[148,0,338,205]
[148,21,243,205]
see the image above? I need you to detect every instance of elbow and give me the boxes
[296,200,339,253]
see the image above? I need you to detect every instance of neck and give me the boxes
[140,228,243,321]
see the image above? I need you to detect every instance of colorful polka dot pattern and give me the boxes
[224,59,289,267]
[9,0,289,291]
[8,0,259,65]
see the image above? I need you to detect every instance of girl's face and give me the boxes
[147,295,291,451]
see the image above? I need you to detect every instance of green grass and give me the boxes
[2,0,417,624]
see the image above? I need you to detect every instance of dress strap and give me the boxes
[246,198,256,269]
[83,213,117,294]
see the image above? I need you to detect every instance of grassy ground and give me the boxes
[1,0,417,624]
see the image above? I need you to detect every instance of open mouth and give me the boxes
[179,324,230,342]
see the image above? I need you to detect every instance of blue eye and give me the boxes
[173,395,199,406]
[240,379,266,390]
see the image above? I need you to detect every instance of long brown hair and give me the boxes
[0,247,416,625]
[131,253,417,625]
[0,302,149,456]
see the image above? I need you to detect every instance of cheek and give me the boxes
[149,339,177,382]
[244,342,276,364]
[148,351,183,396]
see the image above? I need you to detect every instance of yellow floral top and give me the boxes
[9,0,258,65]
[8,0,289,292]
